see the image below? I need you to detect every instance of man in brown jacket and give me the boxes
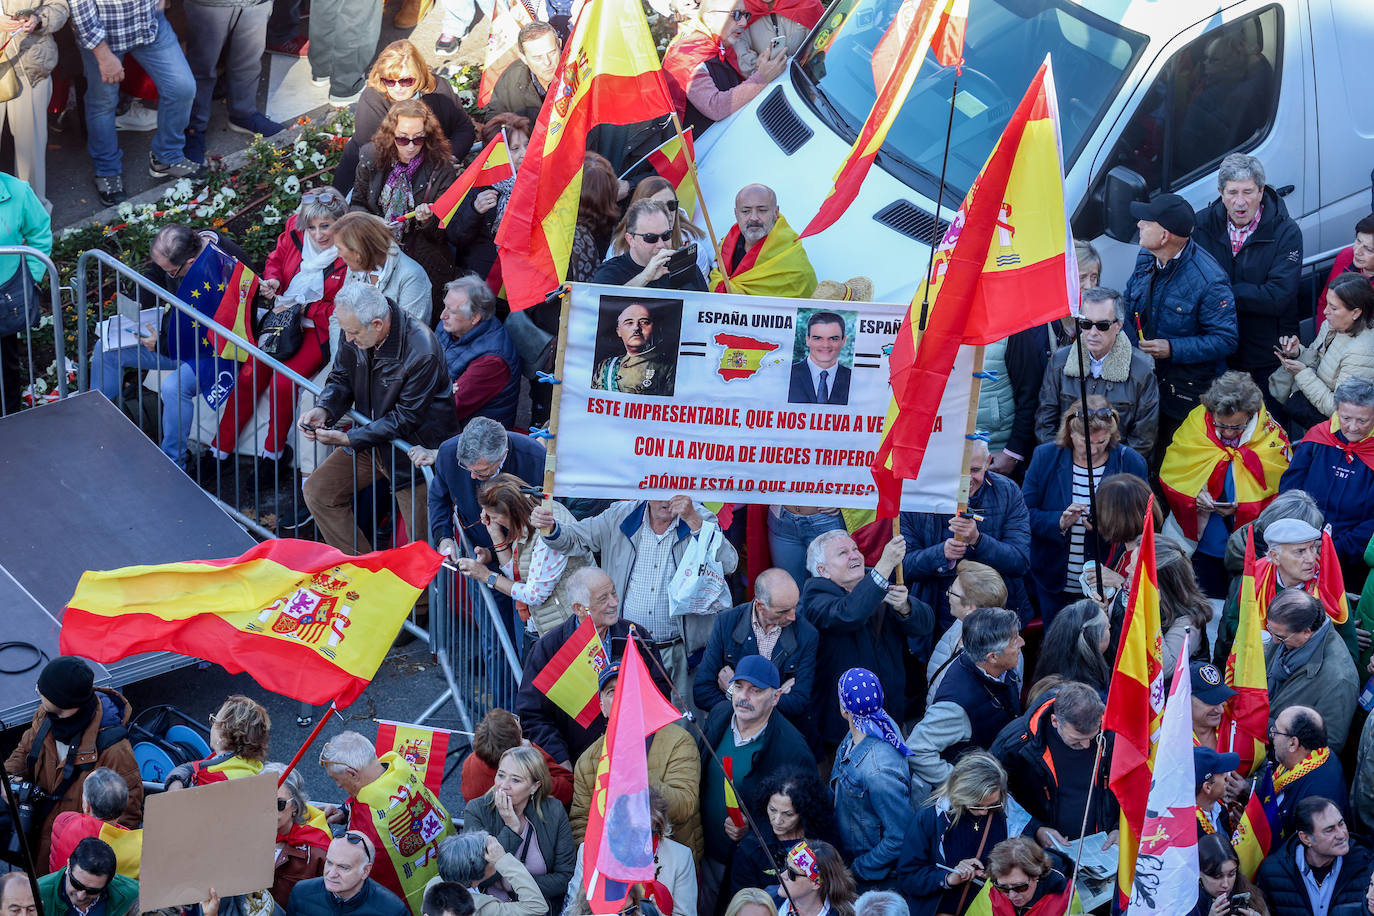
[568,663,702,860]
[4,657,143,869]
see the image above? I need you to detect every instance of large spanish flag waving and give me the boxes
[799,0,953,239]
[1219,526,1270,775]
[870,58,1077,514]
[1102,498,1164,908]
[60,540,442,707]
[496,0,676,310]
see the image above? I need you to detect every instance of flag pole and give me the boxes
[955,344,986,516]
[540,288,572,510]
[917,67,960,331]
[670,112,733,295]
[278,702,339,786]
[1069,731,1106,898]
[1072,323,1105,599]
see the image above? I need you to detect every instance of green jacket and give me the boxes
[1360,532,1374,673]
[0,171,51,286]
[38,868,139,916]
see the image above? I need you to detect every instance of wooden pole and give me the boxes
[540,289,573,509]
[955,345,987,515]
[671,112,733,295]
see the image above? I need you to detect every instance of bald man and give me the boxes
[709,184,817,298]
[592,301,676,396]
[693,566,820,737]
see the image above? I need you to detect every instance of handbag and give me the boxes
[668,521,730,617]
[258,302,305,359]
[0,28,23,104]
[0,267,37,336]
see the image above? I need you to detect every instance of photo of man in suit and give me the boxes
[788,309,852,405]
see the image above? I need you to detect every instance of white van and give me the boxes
[693,0,1374,307]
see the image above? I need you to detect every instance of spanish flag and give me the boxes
[1158,403,1290,541]
[714,333,780,380]
[350,751,454,913]
[532,615,609,727]
[375,719,453,798]
[1102,497,1164,908]
[800,0,953,239]
[1318,527,1350,624]
[433,133,516,228]
[722,756,745,828]
[50,814,143,879]
[281,803,333,852]
[645,129,697,215]
[496,0,676,310]
[870,59,1077,514]
[60,540,442,707]
[478,0,536,108]
[1219,527,1270,775]
[708,214,817,299]
[1231,764,1281,880]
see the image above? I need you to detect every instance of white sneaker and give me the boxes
[328,89,362,107]
[115,100,159,132]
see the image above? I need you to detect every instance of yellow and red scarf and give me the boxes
[190,752,263,786]
[279,802,333,852]
[1274,747,1330,792]
[1159,404,1291,541]
[1251,538,1349,625]
[709,214,817,299]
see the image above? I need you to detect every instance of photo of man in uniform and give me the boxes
[788,309,852,405]
[591,297,680,397]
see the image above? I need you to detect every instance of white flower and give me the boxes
[293,158,305,170]
[294,140,308,155]
[309,151,326,169]
[457,90,475,107]
[195,206,211,218]
[117,203,134,220]
[262,204,282,226]
[220,187,236,201]
[31,378,47,395]
[283,175,301,194]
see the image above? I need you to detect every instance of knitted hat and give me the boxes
[37,657,95,710]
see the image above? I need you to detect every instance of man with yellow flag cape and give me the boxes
[709,184,817,298]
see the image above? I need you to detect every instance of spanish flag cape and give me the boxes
[280,802,333,852]
[709,214,817,298]
[963,873,1082,916]
[188,752,263,786]
[1301,415,1374,472]
[49,813,143,879]
[1159,403,1291,541]
[347,752,455,913]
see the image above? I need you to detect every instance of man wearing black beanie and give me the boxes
[4,657,143,865]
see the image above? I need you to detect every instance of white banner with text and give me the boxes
[554,283,974,513]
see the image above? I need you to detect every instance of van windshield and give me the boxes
[797,0,1146,203]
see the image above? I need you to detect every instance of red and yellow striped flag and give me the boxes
[800,0,954,239]
[1102,496,1164,907]
[59,540,442,707]
[870,59,1077,514]
[930,0,968,68]
[645,129,697,216]
[532,615,609,727]
[434,133,516,228]
[496,0,676,310]
[1231,764,1281,879]
[1220,526,1270,775]
[722,756,745,828]
[375,719,453,798]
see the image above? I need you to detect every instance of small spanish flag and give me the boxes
[375,719,452,797]
[644,128,697,215]
[532,615,608,727]
[713,333,780,381]
[434,132,516,228]
[1231,764,1281,879]
[723,757,745,828]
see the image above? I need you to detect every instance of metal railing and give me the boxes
[0,246,70,417]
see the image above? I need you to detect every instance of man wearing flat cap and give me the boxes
[1122,192,1238,467]
[1269,705,1349,836]
[4,657,143,864]
[1195,746,1242,838]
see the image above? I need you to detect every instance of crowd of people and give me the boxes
[2,1,1374,915]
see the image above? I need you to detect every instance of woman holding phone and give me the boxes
[1190,834,1268,916]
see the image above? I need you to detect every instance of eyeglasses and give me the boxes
[343,831,374,863]
[66,872,109,897]
[993,880,1032,894]
[709,7,749,19]
[968,802,1004,814]
[1070,408,1115,421]
[395,134,426,146]
[381,76,417,88]
[945,586,964,603]
[784,867,806,881]
[277,797,290,812]
[630,230,673,243]
[1267,627,1295,646]
[1076,317,1118,331]
[1212,419,1248,432]
[301,188,343,205]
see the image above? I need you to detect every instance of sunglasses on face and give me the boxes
[631,230,673,243]
[343,832,374,862]
[277,797,290,812]
[67,872,108,897]
[395,134,426,146]
[993,880,1031,894]
[381,76,417,88]
[785,867,806,881]
[662,198,679,212]
[1076,317,1118,331]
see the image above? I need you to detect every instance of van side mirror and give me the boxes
[1103,166,1148,243]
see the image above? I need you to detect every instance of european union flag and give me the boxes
[169,243,259,409]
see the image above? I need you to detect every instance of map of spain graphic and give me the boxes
[713,333,782,381]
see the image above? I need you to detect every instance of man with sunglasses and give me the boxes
[594,200,706,291]
[37,837,138,916]
[1034,286,1158,454]
[287,831,409,916]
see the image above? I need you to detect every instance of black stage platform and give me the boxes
[0,392,256,727]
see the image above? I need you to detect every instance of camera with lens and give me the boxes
[0,778,51,858]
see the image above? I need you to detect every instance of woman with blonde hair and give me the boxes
[335,38,476,191]
[165,695,271,788]
[464,745,577,916]
[724,888,778,916]
[896,751,1009,916]
[454,473,590,641]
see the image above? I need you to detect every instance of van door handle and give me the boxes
[1275,184,1295,197]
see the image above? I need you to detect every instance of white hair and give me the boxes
[806,529,852,577]
[334,282,390,324]
[320,730,377,771]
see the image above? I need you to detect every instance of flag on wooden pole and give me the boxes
[531,615,609,726]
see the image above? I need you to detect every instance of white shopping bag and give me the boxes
[668,522,730,617]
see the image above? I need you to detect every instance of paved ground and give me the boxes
[45,0,487,230]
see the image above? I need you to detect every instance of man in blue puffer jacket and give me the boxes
[1122,193,1237,466]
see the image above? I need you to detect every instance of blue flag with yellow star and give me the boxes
[170,243,259,408]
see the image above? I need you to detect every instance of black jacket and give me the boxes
[333,81,476,192]
[989,691,1119,840]
[1255,834,1372,916]
[285,877,409,916]
[489,61,547,122]
[699,702,817,846]
[1193,186,1303,372]
[1276,755,1350,838]
[692,601,820,735]
[316,298,458,454]
[515,615,672,765]
[1004,321,1072,461]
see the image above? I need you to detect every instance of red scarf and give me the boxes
[663,27,741,119]
[1301,418,1374,473]
[715,224,761,284]
[742,0,823,28]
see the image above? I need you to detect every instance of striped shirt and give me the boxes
[1065,462,1105,592]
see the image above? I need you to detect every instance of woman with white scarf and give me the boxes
[206,187,350,479]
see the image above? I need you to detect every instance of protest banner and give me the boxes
[552,283,973,513]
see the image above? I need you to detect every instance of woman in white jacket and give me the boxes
[1272,273,1374,437]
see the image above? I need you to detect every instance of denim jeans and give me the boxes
[79,12,194,175]
[439,0,494,36]
[93,341,198,463]
[767,508,847,588]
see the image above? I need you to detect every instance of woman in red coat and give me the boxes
[206,187,349,478]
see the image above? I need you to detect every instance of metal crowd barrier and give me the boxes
[0,246,69,417]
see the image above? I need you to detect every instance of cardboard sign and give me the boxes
[139,771,277,910]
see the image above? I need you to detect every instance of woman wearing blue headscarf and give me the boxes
[829,668,914,891]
